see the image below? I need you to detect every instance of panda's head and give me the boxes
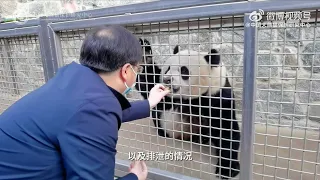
[161,45,227,99]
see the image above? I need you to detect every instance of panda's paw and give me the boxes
[201,136,210,145]
[191,135,201,144]
[191,135,210,145]
[157,128,171,138]
[215,161,240,179]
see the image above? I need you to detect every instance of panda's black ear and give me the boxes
[173,45,179,54]
[204,49,220,67]
[139,38,152,55]
[143,39,150,46]
[139,38,143,45]
[144,39,152,54]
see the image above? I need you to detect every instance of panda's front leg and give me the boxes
[212,135,240,179]
[191,125,210,145]
[210,121,240,179]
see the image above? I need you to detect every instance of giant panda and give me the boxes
[136,38,241,179]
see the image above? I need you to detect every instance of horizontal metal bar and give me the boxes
[0,19,40,31]
[131,17,244,34]
[50,0,320,31]
[0,0,243,31]
[115,159,200,180]
[0,26,39,38]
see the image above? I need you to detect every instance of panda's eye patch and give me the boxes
[181,66,189,80]
[164,66,170,74]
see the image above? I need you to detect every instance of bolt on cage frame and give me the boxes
[1,0,320,179]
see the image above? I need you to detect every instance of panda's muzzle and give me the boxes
[172,87,179,93]
[163,77,179,93]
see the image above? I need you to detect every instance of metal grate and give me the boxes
[128,18,244,180]
[59,29,89,65]
[0,35,45,113]
[57,9,320,179]
[253,9,320,180]
[57,15,245,180]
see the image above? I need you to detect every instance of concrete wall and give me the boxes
[1,0,154,17]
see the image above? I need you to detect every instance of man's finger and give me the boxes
[155,84,165,89]
[128,161,134,171]
[140,161,147,171]
[162,90,171,95]
[134,160,139,166]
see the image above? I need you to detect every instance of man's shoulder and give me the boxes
[74,95,122,115]
[70,96,123,125]
[57,95,123,138]
[51,62,124,115]
[85,96,122,113]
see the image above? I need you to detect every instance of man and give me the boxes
[0,25,170,180]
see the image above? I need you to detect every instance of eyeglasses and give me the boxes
[129,64,144,74]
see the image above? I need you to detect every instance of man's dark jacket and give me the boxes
[0,62,151,180]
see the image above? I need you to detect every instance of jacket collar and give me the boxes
[72,61,132,111]
[106,85,131,111]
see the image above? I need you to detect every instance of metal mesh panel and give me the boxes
[0,35,45,114]
[59,29,88,64]
[1,2,320,180]
[55,8,320,180]
[253,9,320,180]
[125,17,244,180]
[58,15,244,180]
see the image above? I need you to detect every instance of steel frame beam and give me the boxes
[38,18,63,82]
[0,26,39,38]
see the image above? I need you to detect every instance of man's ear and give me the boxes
[120,63,131,81]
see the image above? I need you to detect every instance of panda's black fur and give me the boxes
[136,38,241,179]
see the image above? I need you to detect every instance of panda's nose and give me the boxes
[163,77,171,84]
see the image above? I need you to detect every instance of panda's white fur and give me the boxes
[160,108,185,139]
[135,39,240,179]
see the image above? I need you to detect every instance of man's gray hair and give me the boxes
[79,25,142,73]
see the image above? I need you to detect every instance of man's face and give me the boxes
[123,64,143,87]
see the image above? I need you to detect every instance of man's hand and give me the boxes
[147,84,170,109]
[129,160,148,180]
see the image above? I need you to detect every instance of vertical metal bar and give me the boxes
[239,14,257,180]
[38,17,63,82]
[48,24,64,71]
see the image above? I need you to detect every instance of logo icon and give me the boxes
[249,9,264,22]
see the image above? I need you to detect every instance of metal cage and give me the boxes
[1,1,320,179]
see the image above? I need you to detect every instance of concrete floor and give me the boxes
[116,118,320,180]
